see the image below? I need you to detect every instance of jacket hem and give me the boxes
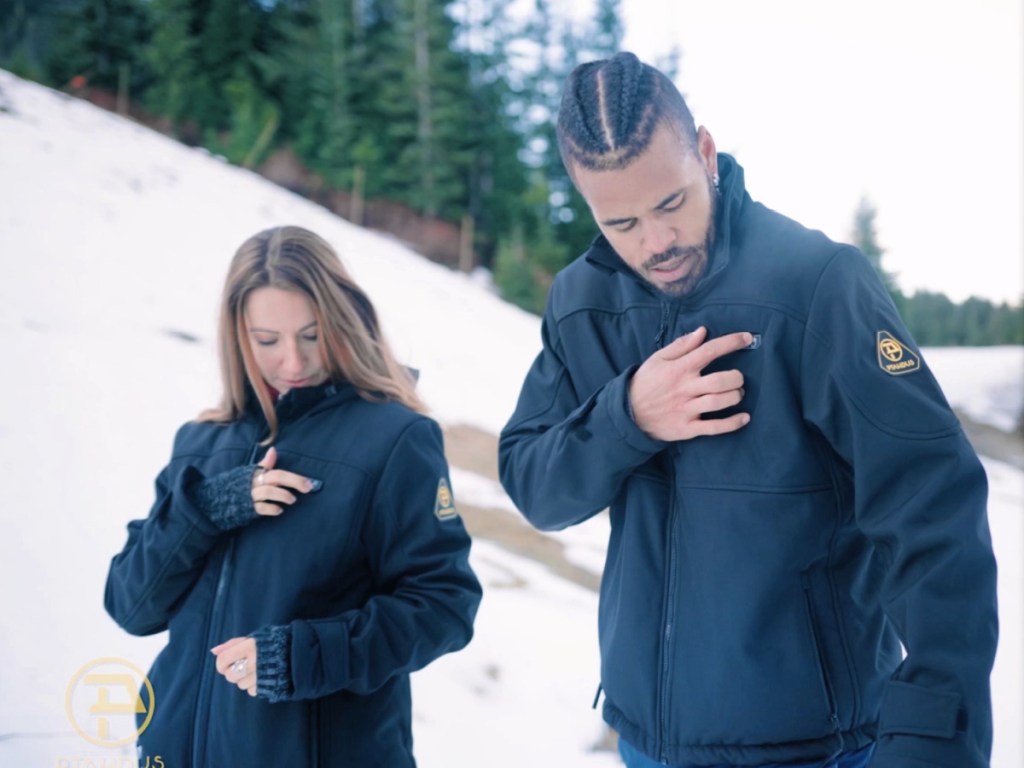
[603,700,877,766]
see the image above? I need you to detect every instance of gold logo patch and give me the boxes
[434,477,457,520]
[876,331,920,375]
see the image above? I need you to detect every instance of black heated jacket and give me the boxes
[106,382,481,767]
[500,155,997,767]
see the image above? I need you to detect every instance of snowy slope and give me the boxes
[1,70,1021,767]
[921,346,1024,433]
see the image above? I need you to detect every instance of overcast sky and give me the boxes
[606,0,1023,304]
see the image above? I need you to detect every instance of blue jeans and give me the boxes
[617,739,876,768]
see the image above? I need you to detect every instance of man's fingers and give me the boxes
[690,411,751,437]
[692,331,754,370]
[692,389,745,417]
[634,328,754,442]
[698,369,745,395]
[658,326,707,360]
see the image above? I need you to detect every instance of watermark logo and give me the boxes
[64,657,155,748]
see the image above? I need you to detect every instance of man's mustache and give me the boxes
[643,244,704,271]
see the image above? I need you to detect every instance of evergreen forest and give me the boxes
[1,0,1019,344]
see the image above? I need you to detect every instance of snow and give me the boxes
[1,70,1021,767]
[921,346,1024,433]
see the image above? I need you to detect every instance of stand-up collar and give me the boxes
[244,379,359,424]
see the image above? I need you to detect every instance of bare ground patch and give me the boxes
[442,423,601,593]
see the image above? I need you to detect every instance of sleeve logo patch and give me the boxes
[876,330,921,375]
[434,477,458,520]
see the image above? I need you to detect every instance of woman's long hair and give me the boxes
[199,225,425,440]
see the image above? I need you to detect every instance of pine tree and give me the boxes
[902,291,954,347]
[145,0,205,131]
[368,0,474,219]
[146,0,271,142]
[851,196,905,313]
[450,0,531,264]
[283,0,363,189]
[194,0,262,131]
[587,0,623,60]
[511,0,575,270]
[45,0,152,95]
[493,230,545,313]
[1,0,75,79]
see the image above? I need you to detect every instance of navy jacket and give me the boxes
[499,155,997,767]
[106,382,481,767]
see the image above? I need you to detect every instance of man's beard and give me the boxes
[640,181,718,298]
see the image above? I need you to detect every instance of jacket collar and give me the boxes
[244,379,359,424]
[584,153,748,299]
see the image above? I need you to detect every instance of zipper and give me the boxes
[802,573,844,762]
[312,698,321,768]
[191,437,265,767]
[653,301,671,349]
[656,463,679,763]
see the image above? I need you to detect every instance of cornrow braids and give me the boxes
[557,52,698,177]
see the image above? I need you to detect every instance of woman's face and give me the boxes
[244,287,328,395]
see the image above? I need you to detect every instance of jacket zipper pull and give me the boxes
[653,302,670,349]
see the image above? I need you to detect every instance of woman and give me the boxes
[105,225,482,767]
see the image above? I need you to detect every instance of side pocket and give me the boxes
[311,698,321,768]
[801,572,841,735]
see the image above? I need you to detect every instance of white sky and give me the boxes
[608,0,1024,304]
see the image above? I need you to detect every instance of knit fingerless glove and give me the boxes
[251,624,294,703]
[186,465,261,531]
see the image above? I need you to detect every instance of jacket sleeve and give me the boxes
[498,299,667,531]
[104,426,225,636]
[283,418,481,700]
[800,248,997,768]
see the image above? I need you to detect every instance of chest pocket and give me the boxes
[671,316,831,490]
[238,457,371,609]
[700,330,764,421]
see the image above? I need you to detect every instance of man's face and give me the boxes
[573,123,719,297]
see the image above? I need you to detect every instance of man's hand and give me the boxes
[629,326,752,441]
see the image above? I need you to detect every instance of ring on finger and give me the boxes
[253,467,266,487]
[231,657,249,677]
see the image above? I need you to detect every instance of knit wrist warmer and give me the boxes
[187,465,260,531]
[252,624,294,703]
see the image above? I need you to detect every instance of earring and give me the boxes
[712,173,720,191]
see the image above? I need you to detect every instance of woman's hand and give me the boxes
[212,636,258,696]
[251,446,322,517]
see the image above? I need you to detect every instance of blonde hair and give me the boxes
[199,225,425,441]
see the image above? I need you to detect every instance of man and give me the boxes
[498,52,997,768]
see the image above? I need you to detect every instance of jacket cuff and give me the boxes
[186,465,260,531]
[606,366,667,454]
[252,624,294,703]
[869,681,982,768]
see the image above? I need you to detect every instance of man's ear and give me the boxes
[696,126,718,179]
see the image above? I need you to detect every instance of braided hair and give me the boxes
[556,52,697,177]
